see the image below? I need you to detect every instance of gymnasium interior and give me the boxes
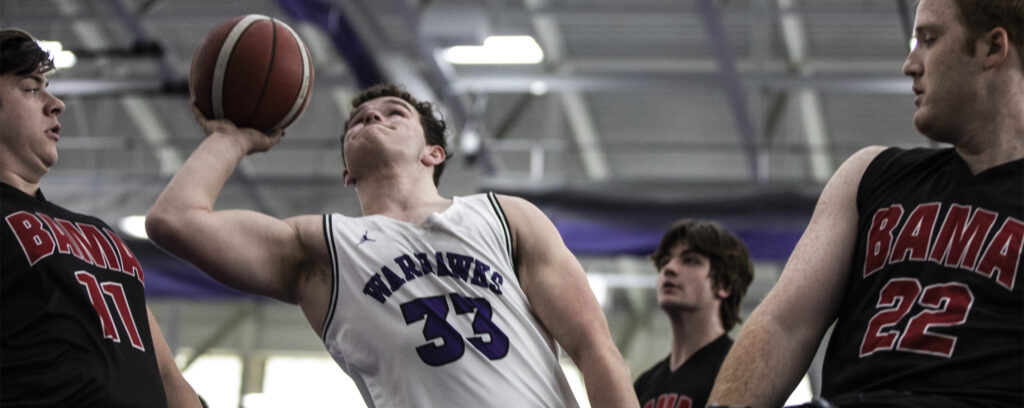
[4,0,933,406]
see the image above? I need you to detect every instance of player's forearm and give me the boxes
[149,310,203,408]
[708,315,816,407]
[164,378,202,408]
[146,134,245,240]
[157,346,202,408]
[152,133,246,214]
[575,343,640,408]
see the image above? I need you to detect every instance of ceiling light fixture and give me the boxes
[118,215,148,239]
[529,80,549,95]
[37,40,77,69]
[444,36,544,65]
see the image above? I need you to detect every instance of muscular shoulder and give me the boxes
[842,146,888,179]
[491,194,563,267]
[492,194,533,212]
[823,146,888,204]
[285,214,332,284]
[492,195,550,242]
[287,214,328,251]
[492,194,545,227]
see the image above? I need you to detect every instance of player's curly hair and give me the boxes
[650,219,755,332]
[342,83,451,186]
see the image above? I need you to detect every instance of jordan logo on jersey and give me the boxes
[362,250,505,303]
[863,202,1023,290]
[357,230,375,245]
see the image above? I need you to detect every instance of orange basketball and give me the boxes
[189,14,314,133]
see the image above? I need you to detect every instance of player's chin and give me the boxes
[913,111,934,137]
[656,297,687,310]
[42,149,58,168]
[913,112,955,144]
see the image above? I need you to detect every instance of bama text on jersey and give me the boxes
[643,394,693,408]
[864,202,1023,291]
[5,210,145,285]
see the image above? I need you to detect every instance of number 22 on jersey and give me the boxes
[860,277,974,357]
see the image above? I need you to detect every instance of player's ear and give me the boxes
[713,276,731,299]
[422,144,446,166]
[981,27,1010,69]
[343,169,356,186]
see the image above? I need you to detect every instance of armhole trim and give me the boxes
[486,192,517,276]
[320,213,340,340]
[856,146,899,215]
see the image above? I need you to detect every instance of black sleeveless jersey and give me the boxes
[1,183,168,407]
[633,335,732,408]
[821,148,1023,407]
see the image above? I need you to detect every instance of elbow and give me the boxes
[564,336,626,374]
[144,208,179,249]
[745,304,828,350]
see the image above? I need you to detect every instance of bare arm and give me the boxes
[498,195,638,408]
[148,308,201,408]
[146,107,320,304]
[708,146,886,407]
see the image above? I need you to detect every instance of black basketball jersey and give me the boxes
[634,334,733,408]
[1,183,168,407]
[821,148,1023,407]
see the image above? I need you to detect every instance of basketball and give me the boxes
[189,14,314,133]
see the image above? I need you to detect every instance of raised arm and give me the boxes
[147,307,202,408]
[708,146,885,407]
[145,107,321,305]
[498,195,638,408]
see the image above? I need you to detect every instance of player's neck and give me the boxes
[0,168,41,196]
[666,310,725,371]
[955,74,1024,174]
[355,173,449,223]
[954,108,1024,174]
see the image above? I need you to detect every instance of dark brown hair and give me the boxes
[651,219,754,332]
[343,83,450,186]
[953,0,1024,66]
[1,29,55,77]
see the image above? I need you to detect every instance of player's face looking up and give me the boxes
[341,96,429,182]
[345,96,422,145]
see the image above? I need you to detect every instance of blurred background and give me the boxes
[3,0,933,406]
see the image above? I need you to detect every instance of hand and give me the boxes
[190,103,284,154]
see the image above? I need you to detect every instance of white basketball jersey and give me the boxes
[320,193,580,408]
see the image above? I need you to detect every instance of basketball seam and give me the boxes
[271,21,313,132]
[243,19,279,129]
[212,15,268,119]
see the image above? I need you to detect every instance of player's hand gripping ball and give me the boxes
[189,14,314,133]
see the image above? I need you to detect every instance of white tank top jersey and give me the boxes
[320,193,580,408]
